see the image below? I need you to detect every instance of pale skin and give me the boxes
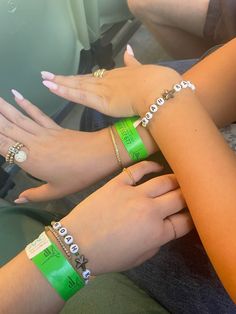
[127,0,212,59]
[0,41,234,203]
[0,38,236,311]
[40,39,236,301]
[0,161,192,313]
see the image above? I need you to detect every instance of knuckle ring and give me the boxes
[93,68,106,78]
[5,142,27,164]
[123,167,136,186]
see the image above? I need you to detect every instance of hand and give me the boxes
[62,161,193,275]
[41,48,181,117]
[0,94,125,202]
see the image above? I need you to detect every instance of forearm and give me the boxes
[0,251,64,313]
[184,38,236,127]
[137,74,236,301]
[117,38,236,166]
[96,126,157,175]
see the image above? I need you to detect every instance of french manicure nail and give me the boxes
[42,80,58,90]
[41,71,55,80]
[127,44,134,56]
[14,197,29,204]
[11,89,24,101]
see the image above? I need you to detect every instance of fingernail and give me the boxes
[41,71,55,80]
[11,89,24,101]
[126,44,134,56]
[14,197,29,204]
[42,80,58,90]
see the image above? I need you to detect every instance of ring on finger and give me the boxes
[6,142,27,164]
[93,68,106,78]
[123,167,136,186]
[166,217,177,240]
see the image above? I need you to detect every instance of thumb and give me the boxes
[14,183,62,203]
[124,44,141,67]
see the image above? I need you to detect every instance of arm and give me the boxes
[136,74,236,300]
[184,38,236,127]
[0,162,192,313]
[43,39,236,301]
[3,39,236,202]
[0,95,156,203]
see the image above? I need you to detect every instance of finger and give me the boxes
[0,113,33,145]
[162,211,193,244]
[0,97,42,135]
[0,132,30,167]
[0,133,16,156]
[41,71,92,88]
[153,188,186,219]
[15,183,62,203]
[12,90,60,129]
[42,81,108,113]
[139,174,179,198]
[124,45,141,67]
[119,161,163,185]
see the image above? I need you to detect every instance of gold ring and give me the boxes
[5,142,27,164]
[166,217,177,240]
[123,167,136,186]
[93,68,106,78]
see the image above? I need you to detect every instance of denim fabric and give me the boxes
[80,59,236,313]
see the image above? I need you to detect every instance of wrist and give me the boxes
[135,66,182,117]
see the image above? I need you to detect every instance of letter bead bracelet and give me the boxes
[49,221,91,283]
[139,80,196,128]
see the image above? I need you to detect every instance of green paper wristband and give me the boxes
[32,242,85,301]
[114,117,148,162]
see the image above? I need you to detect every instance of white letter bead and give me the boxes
[141,117,148,127]
[53,222,61,230]
[70,244,79,254]
[82,269,91,280]
[190,83,196,91]
[150,104,158,112]
[64,235,73,245]
[156,97,164,106]
[173,84,182,92]
[59,227,67,236]
[145,112,153,120]
[180,81,188,88]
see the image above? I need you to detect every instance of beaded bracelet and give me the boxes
[51,221,91,283]
[109,126,123,170]
[45,226,72,259]
[139,80,195,128]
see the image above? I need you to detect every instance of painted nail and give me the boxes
[14,197,29,204]
[126,44,134,56]
[11,89,24,101]
[41,71,55,80]
[42,80,58,90]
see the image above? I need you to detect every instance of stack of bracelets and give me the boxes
[25,80,195,301]
[25,221,91,301]
[109,80,195,169]
[110,116,148,171]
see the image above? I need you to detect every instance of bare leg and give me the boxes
[127,0,211,59]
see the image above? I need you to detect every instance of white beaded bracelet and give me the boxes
[52,221,91,283]
[137,80,195,128]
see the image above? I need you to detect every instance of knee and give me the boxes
[127,0,146,19]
